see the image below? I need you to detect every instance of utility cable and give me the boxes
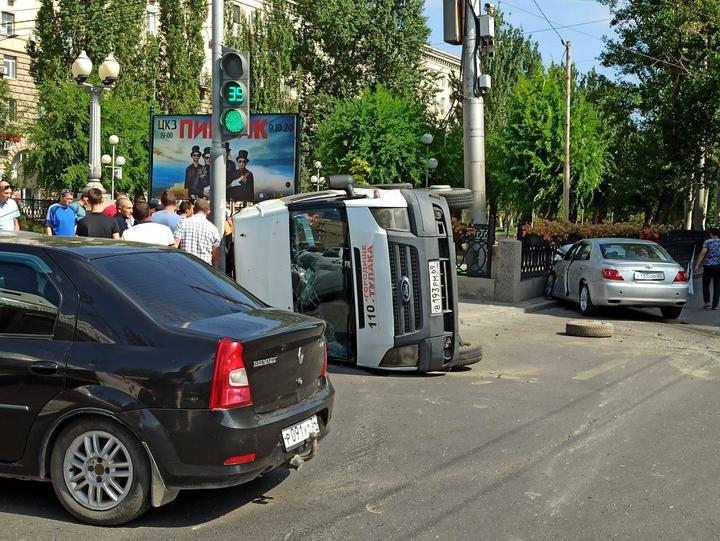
[531,0,565,45]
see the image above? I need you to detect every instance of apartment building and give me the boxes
[0,0,40,184]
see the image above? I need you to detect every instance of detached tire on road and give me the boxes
[431,187,474,210]
[566,320,614,338]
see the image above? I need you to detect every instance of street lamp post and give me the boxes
[422,133,434,187]
[101,135,125,200]
[426,157,438,185]
[71,50,120,193]
[313,160,322,192]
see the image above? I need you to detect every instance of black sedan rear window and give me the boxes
[599,243,672,262]
[92,251,263,327]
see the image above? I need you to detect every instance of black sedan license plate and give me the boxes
[634,271,664,281]
[282,415,320,451]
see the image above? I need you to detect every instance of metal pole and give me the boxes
[463,0,486,224]
[85,87,104,192]
[210,0,226,237]
[563,41,571,222]
[425,147,429,188]
[111,143,116,200]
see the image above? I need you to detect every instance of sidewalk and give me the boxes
[680,275,720,329]
[459,276,718,332]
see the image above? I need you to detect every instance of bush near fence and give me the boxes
[520,219,669,244]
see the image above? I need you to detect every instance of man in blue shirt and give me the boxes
[151,190,182,234]
[45,189,77,236]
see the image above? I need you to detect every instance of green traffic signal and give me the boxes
[221,109,245,134]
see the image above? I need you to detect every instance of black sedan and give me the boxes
[0,233,334,525]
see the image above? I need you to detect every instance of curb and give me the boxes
[523,299,559,313]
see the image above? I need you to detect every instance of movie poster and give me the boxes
[150,114,298,202]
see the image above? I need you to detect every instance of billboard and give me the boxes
[150,114,298,202]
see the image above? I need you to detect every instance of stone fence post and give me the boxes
[494,239,522,303]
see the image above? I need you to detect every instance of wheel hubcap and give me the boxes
[63,430,134,511]
[580,287,588,311]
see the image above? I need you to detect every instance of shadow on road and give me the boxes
[0,469,290,528]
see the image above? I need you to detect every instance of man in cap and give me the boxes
[174,198,221,267]
[45,189,76,236]
[184,145,203,198]
[227,149,255,201]
[0,181,20,231]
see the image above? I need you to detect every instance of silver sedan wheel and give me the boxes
[63,430,134,511]
[579,286,589,312]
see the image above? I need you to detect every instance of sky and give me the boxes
[423,0,618,78]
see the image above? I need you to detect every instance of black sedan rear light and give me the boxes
[210,339,254,410]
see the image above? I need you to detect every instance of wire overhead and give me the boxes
[531,0,565,45]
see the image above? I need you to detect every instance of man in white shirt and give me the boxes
[174,199,221,266]
[0,182,20,231]
[122,201,176,246]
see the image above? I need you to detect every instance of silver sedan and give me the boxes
[545,238,689,319]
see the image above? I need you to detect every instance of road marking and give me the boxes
[572,358,628,381]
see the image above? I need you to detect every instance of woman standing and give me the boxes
[695,228,720,309]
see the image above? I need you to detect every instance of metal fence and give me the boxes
[518,230,709,281]
[456,216,496,278]
[520,235,558,280]
[17,198,55,221]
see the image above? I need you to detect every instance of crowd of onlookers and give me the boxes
[0,182,230,270]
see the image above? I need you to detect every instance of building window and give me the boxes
[3,55,16,79]
[6,98,16,120]
[145,10,157,35]
[232,4,242,24]
[1,12,14,36]
[6,0,14,6]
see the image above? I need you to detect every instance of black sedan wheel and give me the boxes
[50,417,151,526]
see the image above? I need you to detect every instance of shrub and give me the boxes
[521,219,668,243]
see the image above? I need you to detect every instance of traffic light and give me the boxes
[219,47,250,140]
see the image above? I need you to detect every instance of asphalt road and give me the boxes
[2,300,720,540]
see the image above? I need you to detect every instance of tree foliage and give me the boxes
[295,0,430,138]
[225,0,297,114]
[26,0,206,193]
[600,0,720,226]
[491,65,608,219]
[315,86,428,185]
[156,0,207,114]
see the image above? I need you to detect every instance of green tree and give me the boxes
[225,0,297,114]
[26,0,206,193]
[315,86,428,185]
[600,0,720,227]
[157,0,207,114]
[492,65,608,220]
[295,0,430,137]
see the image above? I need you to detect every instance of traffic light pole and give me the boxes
[463,0,487,225]
[210,0,226,238]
